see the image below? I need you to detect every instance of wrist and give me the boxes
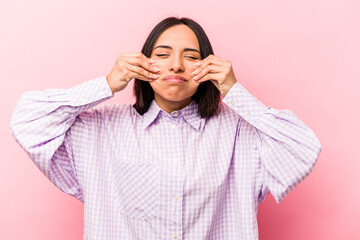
[221,80,237,97]
[106,74,116,94]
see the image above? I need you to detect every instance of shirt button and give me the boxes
[171,123,177,129]
[99,90,104,97]
[173,195,179,201]
[172,112,179,117]
[230,99,236,106]
[174,159,180,164]
[173,234,178,239]
[244,112,251,119]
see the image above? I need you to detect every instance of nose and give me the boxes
[169,54,185,73]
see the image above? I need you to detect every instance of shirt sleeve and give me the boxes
[222,82,321,203]
[10,76,113,201]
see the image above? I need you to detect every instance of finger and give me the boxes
[120,52,157,68]
[130,69,157,82]
[194,54,224,67]
[196,72,223,85]
[133,52,157,65]
[192,64,223,81]
[192,58,224,79]
[126,62,159,80]
[126,55,159,74]
[139,57,159,73]
[121,52,151,60]
[134,74,157,82]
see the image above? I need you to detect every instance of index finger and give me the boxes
[137,52,157,64]
[125,52,157,65]
[135,57,159,74]
[193,54,212,66]
[127,53,158,73]
[139,53,158,71]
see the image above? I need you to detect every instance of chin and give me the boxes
[151,81,199,98]
[161,94,193,103]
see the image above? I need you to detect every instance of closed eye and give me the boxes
[155,54,198,60]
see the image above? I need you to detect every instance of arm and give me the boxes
[223,82,321,203]
[10,52,159,200]
[10,76,113,201]
[192,55,321,203]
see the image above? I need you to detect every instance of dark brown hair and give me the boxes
[133,16,220,118]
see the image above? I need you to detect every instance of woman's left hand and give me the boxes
[191,54,237,97]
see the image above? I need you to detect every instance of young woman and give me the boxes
[10,16,321,239]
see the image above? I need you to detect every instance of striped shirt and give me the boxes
[10,76,321,239]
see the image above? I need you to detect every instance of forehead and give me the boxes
[153,24,200,50]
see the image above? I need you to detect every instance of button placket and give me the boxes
[166,114,183,237]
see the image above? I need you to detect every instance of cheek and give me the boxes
[152,62,165,75]
[187,60,203,75]
[149,81,163,93]
[189,81,200,91]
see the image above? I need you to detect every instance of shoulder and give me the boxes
[75,103,134,126]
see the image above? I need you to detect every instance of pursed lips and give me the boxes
[163,75,188,83]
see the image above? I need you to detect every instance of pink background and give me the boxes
[1,0,359,239]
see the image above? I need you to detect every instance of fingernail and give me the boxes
[194,62,201,66]
[153,74,160,78]
[192,75,199,80]
[192,69,199,75]
[149,59,156,63]
[153,67,160,72]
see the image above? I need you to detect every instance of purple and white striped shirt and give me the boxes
[10,76,321,239]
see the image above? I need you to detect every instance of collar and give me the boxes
[141,100,203,131]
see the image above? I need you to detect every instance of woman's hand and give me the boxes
[106,52,160,93]
[191,54,237,97]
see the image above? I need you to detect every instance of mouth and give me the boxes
[163,75,187,83]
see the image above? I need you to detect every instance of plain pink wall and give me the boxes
[1,0,359,239]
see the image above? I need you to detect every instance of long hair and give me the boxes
[133,16,220,118]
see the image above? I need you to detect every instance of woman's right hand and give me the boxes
[106,52,160,93]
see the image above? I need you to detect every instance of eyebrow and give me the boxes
[153,45,200,54]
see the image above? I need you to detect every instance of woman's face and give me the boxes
[149,24,201,113]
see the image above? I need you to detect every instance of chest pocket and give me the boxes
[112,152,159,221]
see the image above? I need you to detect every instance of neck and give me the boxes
[154,96,192,114]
